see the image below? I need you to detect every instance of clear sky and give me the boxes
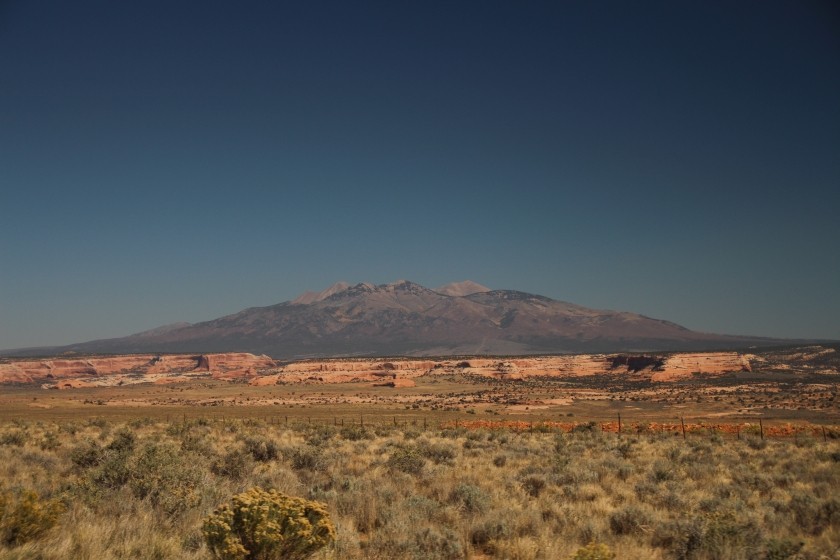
[1,1,838,349]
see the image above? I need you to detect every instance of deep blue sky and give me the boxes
[1,1,838,348]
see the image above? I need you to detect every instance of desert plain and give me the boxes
[1,345,838,428]
[0,345,838,560]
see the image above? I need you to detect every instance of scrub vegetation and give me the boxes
[0,418,838,559]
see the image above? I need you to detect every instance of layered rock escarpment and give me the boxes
[0,353,275,388]
[0,351,751,389]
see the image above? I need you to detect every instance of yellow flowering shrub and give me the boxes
[203,487,335,560]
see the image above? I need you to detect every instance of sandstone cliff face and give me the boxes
[0,353,276,388]
[0,351,750,389]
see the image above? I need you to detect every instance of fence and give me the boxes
[159,412,839,442]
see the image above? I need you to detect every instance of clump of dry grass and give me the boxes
[0,418,838,559]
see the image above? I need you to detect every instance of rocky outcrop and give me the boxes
[0,356,152,383]
[373,378,417,388]
[649,353,751,381]
[199,353,275,376]
[0,352,276,388]
[0,351,753,388]
[282,360,437,374]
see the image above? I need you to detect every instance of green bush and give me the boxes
[203,487,335,560]
[386,446,425,475]
[243,436,279,462]
[419,441,458,465]
[303,425,335,447]
[449,483,489,514]
[520,474,547,497]
[58,422,78,436]
[572,422,600,434]
[650,516,705,557]
[370,525,463,560]
[212,448,254,480]
[746,435,767,450]
[339,425,372,441]
[129,442,203,516]
[696,510,764,558]
[87,418,108,429]
[70,439,105,469]
[106,427,136,453]
[0,430,27,447]
[765,537,804,560]
[181,432,215,457]
[470,519,511,553]
[91,445,132,489]
[609,505,650,535]
[649,459,674,483]
[39,431,61,451]
[569,541,615,560]
[789,492,840,535]
[0,489,65,546]
[411,526,463,559]
[285,445,328,471]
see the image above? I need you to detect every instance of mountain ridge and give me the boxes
[2,280,789,358]
[435,280,491,297]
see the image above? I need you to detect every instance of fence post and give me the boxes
[680,417,686,440]
[618,413,622,436]
[759,419,764,440]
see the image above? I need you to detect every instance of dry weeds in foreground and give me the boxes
[0,418,838,559]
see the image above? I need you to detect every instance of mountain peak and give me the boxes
[6,278,777,358]
[292,281,351,305]
[384,279,427,291]
[436,280,491,297]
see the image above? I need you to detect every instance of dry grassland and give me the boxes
[0,415,838,560]
[1,352,838,560]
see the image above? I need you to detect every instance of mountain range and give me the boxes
[3,280,789,358]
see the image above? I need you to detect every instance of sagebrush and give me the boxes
[0,418,837,559]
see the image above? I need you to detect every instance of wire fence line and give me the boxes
[152,413,840,442]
